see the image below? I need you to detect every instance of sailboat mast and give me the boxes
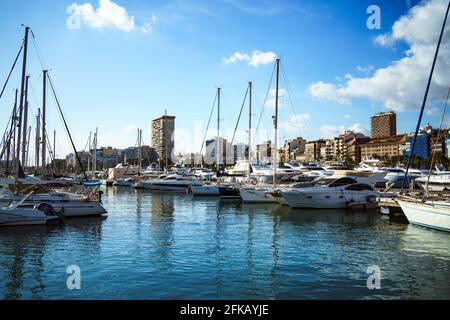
[25,126,31,167]
[42,69,48,174]
[93,127,98,175]
[87,131,91,173]
[21,75,30,167]
[273,58,280,187]
[35,108,40,171]
[16,26,29,179]
[137,128,142,172]
[165,109,168,172]
[217,87,221,173]
[6,89,18,174]
[53,129,56,162]
[248,81,252,179]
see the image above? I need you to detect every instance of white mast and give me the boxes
[273,58,280,188]
[248,81,252,180]
[87,131,91,173]
[216,87,221,173]
[93,127,98,176]
[165,110,168,172]
[35,108,40,171]
[138,128,142,173]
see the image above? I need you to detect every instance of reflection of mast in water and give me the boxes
[246,208,254,274]
[149,193,175,269]
[270,214,281,296]
[3,227,49,299]
[213,204,224,298]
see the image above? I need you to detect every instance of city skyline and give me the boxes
[0,0,449,159]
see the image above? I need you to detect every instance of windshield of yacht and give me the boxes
[315,177,357,187]
[314,178,337,186]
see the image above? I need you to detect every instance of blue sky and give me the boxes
[0,0,449,158]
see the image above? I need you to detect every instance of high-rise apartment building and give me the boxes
[151,115,175,167]
[371,112,397,138]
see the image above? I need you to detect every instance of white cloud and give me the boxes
[123,124,138,132]
[141,15,157,34]
[224,50,277,67]
[308,0,450,112]
[67,0,154,33]
[280,113,310,133]
[356,64,375,74]
[265,88,286,108]
[320,123,366,138]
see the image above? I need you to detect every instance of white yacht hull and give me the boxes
[266,191,288,205]
[397,199,450,232]
[191,185,220,196]
[415,177,450,192]
[281,189,378,209]
[239,188,277,203]
[0,198,107,217]
[113,180,133,187]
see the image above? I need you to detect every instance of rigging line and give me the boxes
[199,90,218,156]
[425,87,450,194]
[255,62,276,138]
[0,104,18,160]
[0,107,15,146]
[251,84,269,144]
[0,44,23,101]
[29,29,46,70]
[402,1,449,190]
[47,73,89,181]
[225,86,249,161]
[281,64,303,138]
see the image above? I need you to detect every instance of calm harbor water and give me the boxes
[0,186,449,300]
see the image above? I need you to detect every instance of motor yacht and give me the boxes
[414,173,450,191]
[239,186,277,203]
[281,177,379,209]
[384,167,423,188]
[144,174,202,192]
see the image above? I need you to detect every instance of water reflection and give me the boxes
[0,224,57,299]
[149,192,175,273]
[0,188,449,299]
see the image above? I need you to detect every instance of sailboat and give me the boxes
[0,26,107,217]
[239,59,283,203]
[395,2,450,233]
[192,87,222,196]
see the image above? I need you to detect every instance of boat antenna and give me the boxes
[401,1,450,191]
